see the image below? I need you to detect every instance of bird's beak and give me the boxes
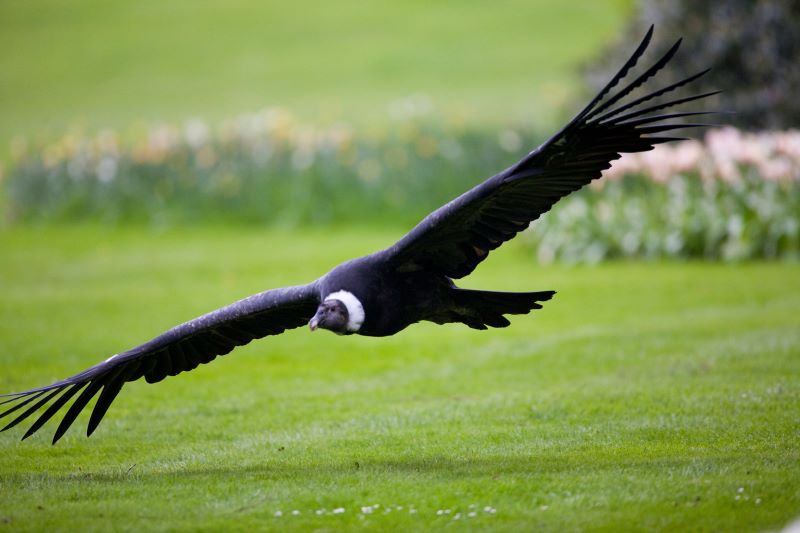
[308,316,320,331]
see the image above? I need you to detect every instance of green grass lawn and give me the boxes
[0,0,631,151]
[0,225,798,532]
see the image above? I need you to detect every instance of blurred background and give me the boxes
[3,3,799,529]
[0,0,798,261]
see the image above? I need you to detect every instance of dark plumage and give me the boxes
[1,26,717,443]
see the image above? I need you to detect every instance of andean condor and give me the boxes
[1,26,718,443]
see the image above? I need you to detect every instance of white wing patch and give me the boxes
[324,290,365,332]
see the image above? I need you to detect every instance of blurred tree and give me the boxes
[585,0,800,131]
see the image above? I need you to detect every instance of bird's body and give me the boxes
[316,253,553,336]
[319,254,449,337]
[1,26,718,443]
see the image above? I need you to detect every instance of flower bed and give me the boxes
[3,109,798,260]
[527,128,800,262]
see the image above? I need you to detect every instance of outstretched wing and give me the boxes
[1,282,320,443]
[383,26,719,278]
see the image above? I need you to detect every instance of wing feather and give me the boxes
[1,282,319,442]
[87,368,130,437]
[382,28,718,278]
[22,384,86,440]
[1,390,61,432]
[52,379,105,444]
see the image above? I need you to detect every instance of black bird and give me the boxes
[1,27,717,443]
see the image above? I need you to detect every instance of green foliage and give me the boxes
[0,226,798,531]
[586,0,800,130]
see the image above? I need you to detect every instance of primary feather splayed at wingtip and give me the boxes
[388,25,717,281]
[1,283,321,443]
[573,24,655,126]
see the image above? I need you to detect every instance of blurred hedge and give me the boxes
[3,105,529,228]
[2,109,798,261]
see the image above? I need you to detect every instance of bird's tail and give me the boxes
[449,288,555,330]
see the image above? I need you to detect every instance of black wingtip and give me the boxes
[598,90,724,126]
[21,383,86,441]
[592,70,717,126]
[584,35,685,123]
[0,391,47,421]
[1,393,30,404]
[644,24,655,42]
[576,24,655,122]
[51,380,103,444]
[87,378,126,437]
[1,389,61,433]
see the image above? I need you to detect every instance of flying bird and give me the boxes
[1,27,717,443]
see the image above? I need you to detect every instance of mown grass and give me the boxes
[0,0,631,150]
[0,225,798,532]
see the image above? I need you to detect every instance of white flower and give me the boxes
[184,118,210,148]
[96,156,118,184]
[498,129,522,152]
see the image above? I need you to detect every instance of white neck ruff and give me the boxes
[324,290,365,332]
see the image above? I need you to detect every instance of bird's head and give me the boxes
[308,299,350,334]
